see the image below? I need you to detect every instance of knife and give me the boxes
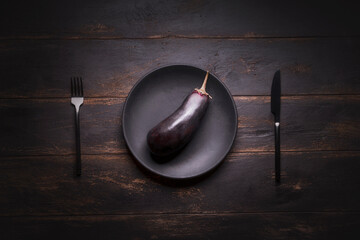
[271,70,281,183]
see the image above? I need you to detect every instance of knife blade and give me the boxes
[271,70,281,183]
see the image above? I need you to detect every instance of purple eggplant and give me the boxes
[147,71,212,158]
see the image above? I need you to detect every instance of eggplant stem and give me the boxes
[200,71,209,91]
[195,71,212,99]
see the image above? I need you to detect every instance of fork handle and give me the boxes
[75,110,81,176]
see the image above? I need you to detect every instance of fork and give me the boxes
[71,77,84,176]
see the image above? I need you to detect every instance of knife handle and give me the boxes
[275,122,280,183]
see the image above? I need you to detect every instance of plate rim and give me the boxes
[122,64,238,180]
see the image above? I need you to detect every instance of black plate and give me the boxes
[122,65,237,179]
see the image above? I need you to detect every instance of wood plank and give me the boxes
[1,0,360,38]
[1,213,359,240]
[0,38,360,98]
[0,96,359,156]
[1,152,360,216]
[0,98,125,156]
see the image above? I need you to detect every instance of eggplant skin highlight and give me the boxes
[147,71,212,158]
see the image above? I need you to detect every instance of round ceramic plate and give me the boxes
[122,65,237,179]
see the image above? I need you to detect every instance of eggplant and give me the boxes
[147,71,212,158]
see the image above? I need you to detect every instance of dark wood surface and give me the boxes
[1,0,360,239]
[2,152,360,216]
[2,213,360,240]
[1,0,360,38]
[1,38,360,98]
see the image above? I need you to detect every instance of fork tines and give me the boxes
[70,76,84,176]
[71,77,83,97]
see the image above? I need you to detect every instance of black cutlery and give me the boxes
[71,77,84,176]
[271,70,281,183]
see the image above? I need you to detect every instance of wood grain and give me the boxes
[0,38,360,98]
[0,98,124,156]
[1,1,360,238]
[1,152,360,216]
[1,0,360,38]
[2,213,360,240]
[1,96,359,156]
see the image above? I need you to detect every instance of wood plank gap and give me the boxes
[1,150,360,159]
[1,35,360,41]
[2,94,360,100]
[2,210,360,219]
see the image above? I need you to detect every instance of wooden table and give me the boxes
[1,1,360,239]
